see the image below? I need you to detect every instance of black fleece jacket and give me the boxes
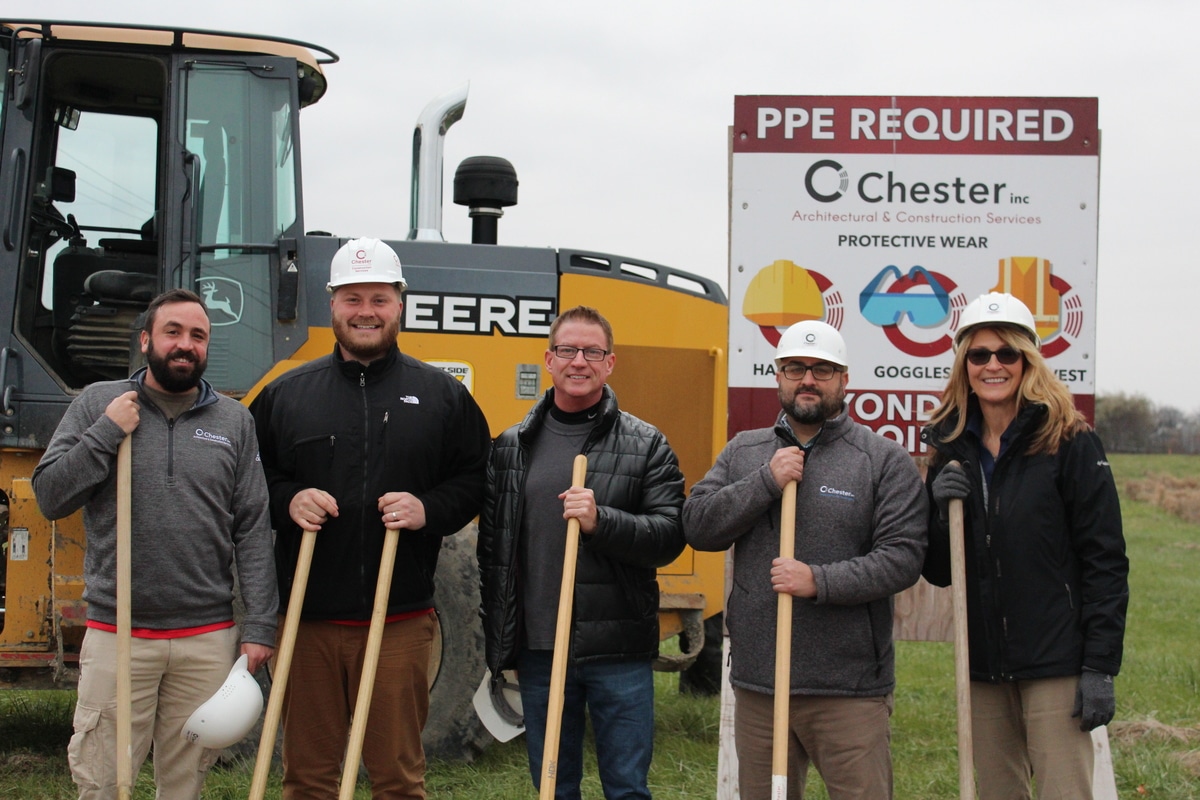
[252,344,490,620]
[921,402,1128,681]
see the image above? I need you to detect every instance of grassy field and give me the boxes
[2,453,1198,798]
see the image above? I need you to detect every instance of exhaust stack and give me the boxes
[408,83,469,241]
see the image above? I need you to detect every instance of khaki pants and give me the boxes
[972,676,1094,800]
[68,625,239,800]
[279,613,435,800]
[733,687,894,800]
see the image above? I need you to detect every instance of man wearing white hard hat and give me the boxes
[251,238,491,798]
[683,319,927,799]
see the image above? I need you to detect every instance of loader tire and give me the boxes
[679,612,724,696]
[422,524,491,762]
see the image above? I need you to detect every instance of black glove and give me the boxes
[931,463,971,522]
[1072,670,1116,731]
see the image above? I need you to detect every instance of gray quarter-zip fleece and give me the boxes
[683,411,927,696]
[32,369,277,646]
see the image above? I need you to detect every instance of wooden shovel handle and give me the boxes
[771,479,798,798]
[116,435,133,800]
[947,460,975,800]
[339,526,402,800]
[249,528,317,800]
[540,454,588,800]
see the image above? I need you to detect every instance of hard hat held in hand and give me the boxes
[180,654,264,749]
[472,669,525,743]
[774,320,847,368]
[327,237,407,292]
[953,292,1040,350]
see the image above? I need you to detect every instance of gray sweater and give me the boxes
[683,411,927,696]
[32,370,277,646]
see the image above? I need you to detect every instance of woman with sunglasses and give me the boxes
[920,292,1129,800]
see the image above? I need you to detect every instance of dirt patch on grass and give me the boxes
[1124,475,1200,526]
[1179,749,1200,778]
[1,750,59,775]
[1110,719,1200,744]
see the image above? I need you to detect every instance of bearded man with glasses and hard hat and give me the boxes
[683,319,928,800]
[250,238,490,799]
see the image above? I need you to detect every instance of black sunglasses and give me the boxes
[965,346,1022,366]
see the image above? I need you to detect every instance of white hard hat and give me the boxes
[180,654,264,749]
[954,292,1040,350]
[327,237,407,292]
[774,320,847,368]
[472,669,524,743]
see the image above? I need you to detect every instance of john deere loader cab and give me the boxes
[1,21,330,449]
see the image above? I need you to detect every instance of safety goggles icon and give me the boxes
[859,265,950,327]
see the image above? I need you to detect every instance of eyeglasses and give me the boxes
[778,362,842,381]
[965,346,1022,366]
[551,345,609,362]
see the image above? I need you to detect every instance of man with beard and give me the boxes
[250,238,490,799]
[682,320,927,800]
[33,289,277,799]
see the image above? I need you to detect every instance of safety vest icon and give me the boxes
[990,257,1060,342]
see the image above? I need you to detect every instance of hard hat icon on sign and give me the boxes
[742,260,843,346]
[743,259,824,326]
[991,257,1061,342]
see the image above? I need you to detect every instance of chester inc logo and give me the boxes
[819,485,856,501]
[193,428,233,447]
[805,159,851,203]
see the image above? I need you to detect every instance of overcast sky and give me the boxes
[27,0,1200,411]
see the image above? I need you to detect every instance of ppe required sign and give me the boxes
[729,95,1100,453]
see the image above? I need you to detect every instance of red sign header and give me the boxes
[733,96,1098,156]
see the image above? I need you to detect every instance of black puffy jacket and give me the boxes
[478,386,685,674]
[921,402,1128,682]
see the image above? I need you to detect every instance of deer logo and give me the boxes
[199,278,244,326]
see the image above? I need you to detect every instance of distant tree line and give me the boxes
[1093,393,1200,454]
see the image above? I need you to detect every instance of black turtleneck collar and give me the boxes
[549,400,603,426]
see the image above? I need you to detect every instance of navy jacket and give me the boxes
[921,403,1128,681]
